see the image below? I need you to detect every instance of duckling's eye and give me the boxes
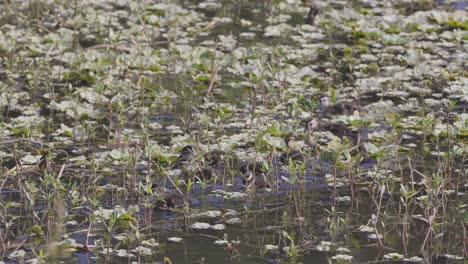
[308,120,316,128]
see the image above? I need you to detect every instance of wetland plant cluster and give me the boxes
[0,0,467,263]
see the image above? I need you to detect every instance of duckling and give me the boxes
[305,118,358,145]
[242,172,271,189]
[239,161,265,175]
[203,149,239,172]
[280,134,305,164]
[172,145,207,182]
[181,166,218,182]
[174,146,239,183]
[172,145,197,170]
[320,96,359,116]
[239,159,273,189]
[203,150,226,167]
[306,2,319,25]
[155,192,190,209]
[239,161,267,179]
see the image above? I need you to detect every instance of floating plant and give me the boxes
[0,0,466,263]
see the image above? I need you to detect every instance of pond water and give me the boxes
[0,0,467,263]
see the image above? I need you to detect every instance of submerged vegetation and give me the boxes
[0,0,467,263]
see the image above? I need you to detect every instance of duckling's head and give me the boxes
[305,118,319,133]
[320,96,331,107]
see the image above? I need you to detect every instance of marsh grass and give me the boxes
[0,0,466,263]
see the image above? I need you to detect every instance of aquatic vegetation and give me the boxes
[0,0,467,263]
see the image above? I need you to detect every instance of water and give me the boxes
[0,0,466,263]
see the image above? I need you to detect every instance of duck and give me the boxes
[280,134,305,165]
[305,118,359,145]
[320,96,359,116]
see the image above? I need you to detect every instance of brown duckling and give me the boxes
[155,192,190,210]
[320,96,359,116]
[203,150,226,167]
[239,161,265,175]
[171,145,197,170]
[239,159,272,189]
[181,166,220,182]
[242,172,271,189]
[174,146,238,183]
[172,145,210,182]
[203,149,239,172]
[305,118,359,145]
[280,134,305,164]
[306,3,319,25]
